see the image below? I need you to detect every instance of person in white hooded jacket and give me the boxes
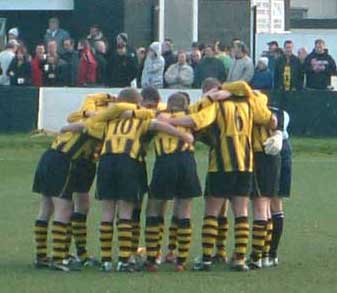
[165,50,194,89]
[141,42,165,89]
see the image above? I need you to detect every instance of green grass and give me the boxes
[0,134,336,293]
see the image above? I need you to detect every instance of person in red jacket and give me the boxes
[77,39,97,86]
[31,44,46,87]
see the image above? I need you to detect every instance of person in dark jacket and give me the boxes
[274,40,303,91]
[304,39,337,90]
[41,55,68,87]
[162,38,177,72]
[193,45,226,88]
[251,57,272,90]
[108,43,138,87]
[61,38,79,86]
[7,46,32,86]
[95,40,108,86]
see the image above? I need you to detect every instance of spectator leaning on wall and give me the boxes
[141,42,165,89]
[44,17,70,54]
[274,40,303,91]
[250,57,273,90]
[227,41,254,83]
[0,40,19,85]
[7,46,32,86]
[304,39,337,90]
[193,44,226,88]
[165,50,194,89]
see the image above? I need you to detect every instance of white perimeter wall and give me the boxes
[38,88,202,132]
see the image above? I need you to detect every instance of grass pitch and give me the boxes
[0,134,336,293]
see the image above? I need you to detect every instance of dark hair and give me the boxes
[201,77,221,94]
[315,39,325,45]
[141,87,161,103]
[178,91,191,105]
[167,93,188,112]
[284,40,293,47]
[164,38,173,44]
[118,88,141,104]
[63,38,74,46]
[49,17,59,24]
[218,41,228,52]
[234,41,249,55]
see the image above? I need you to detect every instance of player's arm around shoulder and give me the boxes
[149,119,194,145]
[250,91,277,129]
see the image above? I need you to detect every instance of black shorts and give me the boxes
[32,149,71,199]
[150,152,202,200]
[252,152,281,198]
[206,171,252,198]
[279,139,292,198]
[62,158,97,199]
[96,154,143,202]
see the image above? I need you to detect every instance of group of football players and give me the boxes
[32,78,291,273]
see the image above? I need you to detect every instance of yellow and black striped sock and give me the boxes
[117,219,132,263]
[168,216,178,252]
[234,217,249,262]
[251,220,267,261]
[34,220,48,260]
[145,217,160,264]
[202,216,218,262]
[216,217,229,258]
[131,209,141,256]
[65,223,72,258]
[99,222,113,262]
[263,218,273,258]
[158,216,165,253]
[177,219,192,265]
[51,221,68,264]
[71,212,88,262]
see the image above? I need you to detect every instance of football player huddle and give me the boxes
[32,79,292,273]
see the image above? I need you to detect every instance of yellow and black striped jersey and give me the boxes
[153,111,194,156]
[188,96,214,114]
[190,95,272,173]
[51,102,139,161]
[101,118,152,161]
[67,93,115,123]
[51,131,101,161]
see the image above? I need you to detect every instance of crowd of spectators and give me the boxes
[0,16,336,90]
